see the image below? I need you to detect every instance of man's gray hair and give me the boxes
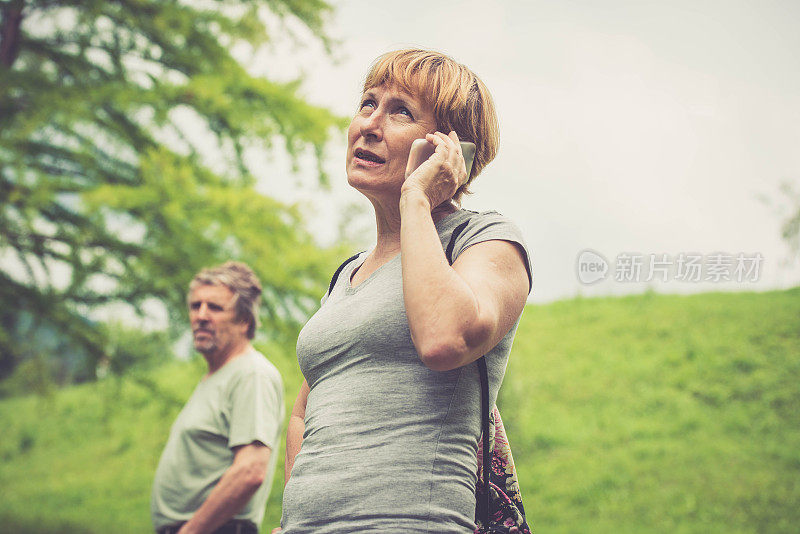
[189,261,262,339]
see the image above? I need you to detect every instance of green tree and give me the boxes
[0,0,343,383]
[779,182,800,261]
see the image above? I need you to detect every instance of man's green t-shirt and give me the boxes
[151,349,284,530]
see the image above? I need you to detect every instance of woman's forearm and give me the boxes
[284,380,310,485]
[284,414,304,485]
[399,191,484,371]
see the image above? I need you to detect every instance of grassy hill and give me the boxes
[1,288,798,533]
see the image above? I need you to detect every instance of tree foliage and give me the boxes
[779,182,800,262]
[0,0,344,383]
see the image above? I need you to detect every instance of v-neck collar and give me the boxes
[344,209,471,294]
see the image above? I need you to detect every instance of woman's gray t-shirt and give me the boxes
[281,209,532,533]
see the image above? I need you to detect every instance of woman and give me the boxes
[280,49,532,533]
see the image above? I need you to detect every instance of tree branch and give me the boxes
[0,0,23,68]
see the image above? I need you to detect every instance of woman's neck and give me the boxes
[372,199,402,260]
[370,196,459,259]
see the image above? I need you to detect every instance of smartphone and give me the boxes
[406,139,476,180]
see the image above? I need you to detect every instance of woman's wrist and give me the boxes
[399,187,432,214]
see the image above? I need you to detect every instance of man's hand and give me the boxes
[177,442,270,534]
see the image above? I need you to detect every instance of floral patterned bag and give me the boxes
[474,357,532,534]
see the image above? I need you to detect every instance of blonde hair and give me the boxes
[189,261,262,339]
[363,49,499,202]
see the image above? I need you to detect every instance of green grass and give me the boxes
[504,288,800,533]
[1,288,798,533]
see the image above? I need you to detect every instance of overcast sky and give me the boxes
[247,0,800,303]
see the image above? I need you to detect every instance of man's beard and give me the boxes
[193,329,219,356]
[194,338,217,355]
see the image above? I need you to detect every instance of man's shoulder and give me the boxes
[229,349,283,386]
[224,350,284,421]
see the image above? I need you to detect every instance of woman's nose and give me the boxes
[359,111,383,140]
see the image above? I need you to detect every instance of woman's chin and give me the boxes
[347,170,402,195]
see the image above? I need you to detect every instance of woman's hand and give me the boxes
[400,131,468,210]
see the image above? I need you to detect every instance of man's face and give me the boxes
[188,284,248,358]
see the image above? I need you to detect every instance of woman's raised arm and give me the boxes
[399,133,529,372]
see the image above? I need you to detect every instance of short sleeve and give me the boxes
[450,211,533,293]
[226,367,284,451]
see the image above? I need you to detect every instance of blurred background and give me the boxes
[1,0,798,532]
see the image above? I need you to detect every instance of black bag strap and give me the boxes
[444,217,491,527]
[445,220,471,265]
[326,252,363,297]
[477,355,491,527]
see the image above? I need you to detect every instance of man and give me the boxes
[151,261,284,534]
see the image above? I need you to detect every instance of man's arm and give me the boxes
[177,442,270,534]
[284,379,309,485]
